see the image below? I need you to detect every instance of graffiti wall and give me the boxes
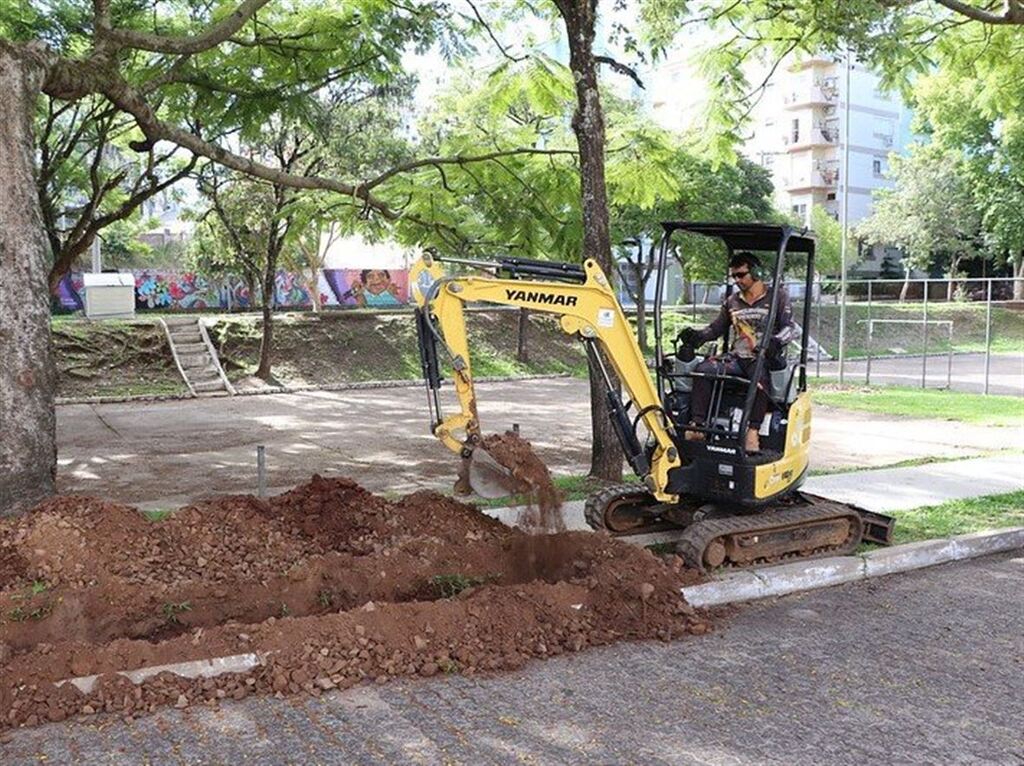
[53,269,409,312]
[319,268,409,308]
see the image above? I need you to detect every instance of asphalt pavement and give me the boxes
[815,351,1024,396]
[4,551,1022,765]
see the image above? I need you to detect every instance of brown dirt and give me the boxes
[0,476,706,730]
[481,431,565,533]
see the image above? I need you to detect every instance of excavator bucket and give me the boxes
[465,448,530,499]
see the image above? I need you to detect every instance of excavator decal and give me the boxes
[504,289,579,306]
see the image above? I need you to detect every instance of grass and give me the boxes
[888,490,1024,545]
[810,384,1024,426]
[430,573,499,599]
[469,474,611,508]
[141,508,174,522]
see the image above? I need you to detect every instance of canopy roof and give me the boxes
[661,221,816,255]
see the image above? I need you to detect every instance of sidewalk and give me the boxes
[487,453,1024,534]
[802,452,1024,512]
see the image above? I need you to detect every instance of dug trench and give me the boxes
[0,471,707,730]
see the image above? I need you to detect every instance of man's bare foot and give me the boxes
[684,427,705,442]
[745,428,760,453]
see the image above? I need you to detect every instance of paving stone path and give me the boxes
[5,552,1022,765]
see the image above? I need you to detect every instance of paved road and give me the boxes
[4,552,1022,765]
[816,352,1024,396]
[56,379,1022,509]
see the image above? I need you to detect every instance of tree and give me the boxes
[809,204,853,278]
[856,145,984,300]
[0,0,558,515]
[37,94,198,289]
[911,62,1024,298]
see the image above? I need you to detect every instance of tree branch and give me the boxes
[103,0,273,54]
[929,0,1024,24]
[360,147,578,190]
[595,55,645,90]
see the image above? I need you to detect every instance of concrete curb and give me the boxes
[55,373,572,406]
[56,653,267,694]
[682,526,1024,608]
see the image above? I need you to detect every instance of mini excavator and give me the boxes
[411,222,894,570]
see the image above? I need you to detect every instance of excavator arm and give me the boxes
[410,252,681,503]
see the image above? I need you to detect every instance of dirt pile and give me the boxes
[481,431,565,532]
[0,476,706,731]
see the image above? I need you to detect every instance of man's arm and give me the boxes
[771,289,800,346]
[691,302,730,345]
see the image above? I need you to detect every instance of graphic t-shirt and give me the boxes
[693,286,798,359]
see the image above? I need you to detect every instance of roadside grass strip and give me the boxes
[888,490,1024,545]
[811,384,1024,426]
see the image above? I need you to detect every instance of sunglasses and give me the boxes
[730,270,751,280]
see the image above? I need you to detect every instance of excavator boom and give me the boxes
[410,252,681,502]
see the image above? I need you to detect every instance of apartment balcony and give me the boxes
[783,127,839,152]
[787,55,836,72]
[786,168,839,192]
[783,86,838,110]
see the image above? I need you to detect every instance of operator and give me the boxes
[676,252,798,453]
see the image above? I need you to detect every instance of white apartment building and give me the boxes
[745,53,913,226]
[644,51,914,228]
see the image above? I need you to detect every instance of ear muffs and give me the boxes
[746,257,764,281]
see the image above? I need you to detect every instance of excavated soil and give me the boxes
[0,476,706,730]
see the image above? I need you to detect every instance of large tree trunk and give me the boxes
[634,261,648,353]
[255,264,277,380]
[0,43,58,516]
[557,0,624,483]
[1013,251,1023,301]
[516,308,529,363]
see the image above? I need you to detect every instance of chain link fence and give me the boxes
[659,277,1024,396]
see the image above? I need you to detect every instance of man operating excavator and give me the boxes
[678,251,799,453]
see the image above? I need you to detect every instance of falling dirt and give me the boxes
[0,476,707,731]
[481,431,565,533]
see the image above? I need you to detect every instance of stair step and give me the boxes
[189,369,223,384]
[180,358,214,370]
[174,341,207,355]
[169,328,203,341]
[192,379,227,393]
[164,317,200,327]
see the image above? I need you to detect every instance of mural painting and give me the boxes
[52,269,409,311]
[320,269,409,308]
[54,273,86,311]
[134,271,220,310]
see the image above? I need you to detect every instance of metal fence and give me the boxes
[658,277,1024,396]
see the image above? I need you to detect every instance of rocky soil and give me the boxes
[0,475,706,731]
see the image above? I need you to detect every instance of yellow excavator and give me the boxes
[411,222,893,570]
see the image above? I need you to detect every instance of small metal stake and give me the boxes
[256,445,266,498]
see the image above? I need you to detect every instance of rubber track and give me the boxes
[675,502,863,572]
[584,484,651,532]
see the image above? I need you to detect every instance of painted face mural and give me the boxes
[53,269,409,311]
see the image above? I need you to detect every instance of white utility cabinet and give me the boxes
[83,273,136,319]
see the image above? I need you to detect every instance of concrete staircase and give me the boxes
[160,317,235,397]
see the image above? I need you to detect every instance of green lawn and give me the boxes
[889,491,1024,544]
[810,384,1024,426]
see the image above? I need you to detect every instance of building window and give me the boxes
[791,119,800,144]
[872,158,883,176]
[826,192,836,201]
[791,203,808,220]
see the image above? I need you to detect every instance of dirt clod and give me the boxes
[0,475,705,731]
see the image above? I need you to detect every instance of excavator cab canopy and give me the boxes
[660,221,816,255]
[653,220,817,449]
